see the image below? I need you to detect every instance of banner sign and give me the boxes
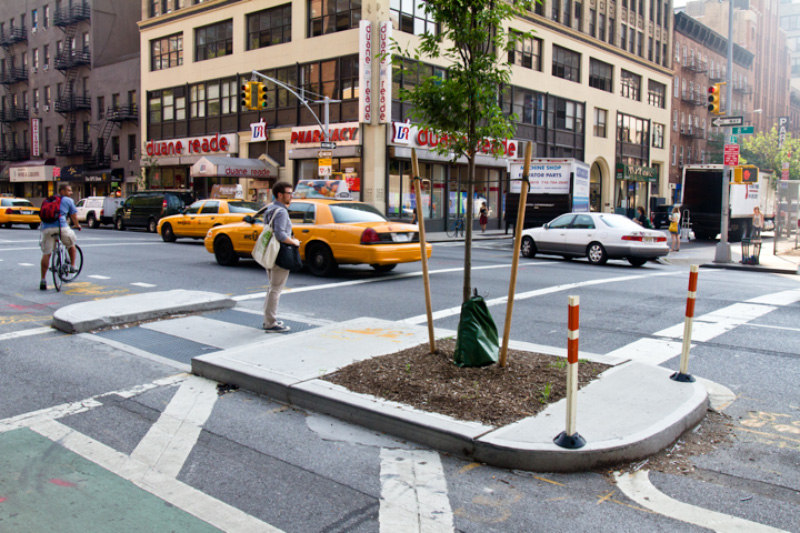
[31,118,40,158]
[358,20,373,124]
[378,21,392,124]
[509,158,590,211]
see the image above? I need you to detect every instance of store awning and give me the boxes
[10,159,57,182]
[615,163,657,182]
[191,156,277,179]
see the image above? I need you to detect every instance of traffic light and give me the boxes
[241,81,257,111]
[707,83,722,115]
[256,82,268,109]
[732,166,759,183]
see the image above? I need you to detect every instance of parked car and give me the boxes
[115,190,195,233]
[0,197,40,229]
[75,196,124,228]
[157,199,263,242]
[520,212,669,266]
[204,199,432,276]
[650,204,674,229]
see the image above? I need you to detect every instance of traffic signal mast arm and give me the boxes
[247,71,341,143]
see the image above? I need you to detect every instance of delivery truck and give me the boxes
[504,158,590,231]
[680,164,773,241]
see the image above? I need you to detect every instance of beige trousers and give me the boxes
[263,265,290,328]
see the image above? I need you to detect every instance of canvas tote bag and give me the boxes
[251,210,280,269]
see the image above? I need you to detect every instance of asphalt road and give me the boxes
[1,225,798,532]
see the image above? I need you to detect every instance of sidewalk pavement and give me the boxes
[53,291,711,472]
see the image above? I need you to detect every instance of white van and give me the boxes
[75,195,124,228]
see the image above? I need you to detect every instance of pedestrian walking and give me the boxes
[479,201,489,232]
[262,181,301,333]
[668,206,681,252]
[39,184,81,291]
[751,206,764,240]
[633,206,651,228]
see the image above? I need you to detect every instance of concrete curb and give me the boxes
[52,289,236,333]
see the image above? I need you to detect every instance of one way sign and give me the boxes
[712,116,744,128]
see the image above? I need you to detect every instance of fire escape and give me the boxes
[100,103,138,166]
[54,2,91,159]
[0,25,29,162]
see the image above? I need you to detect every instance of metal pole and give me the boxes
[323,96,331,142]
[714,0,735,263]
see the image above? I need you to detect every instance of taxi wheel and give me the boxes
[148,218,157,233]
[307,243,337,276]
[587,242,608,265]
[214,235,239,266]
[161,223,176,242]
[3,223,11,228]
[29,223,40,230]
[371,263,397,273]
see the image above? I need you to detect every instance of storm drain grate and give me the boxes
[206,309,319,333]
[94,327,219,364]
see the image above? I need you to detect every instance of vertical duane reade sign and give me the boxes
[359,20,373,124]
[378,21,392,124]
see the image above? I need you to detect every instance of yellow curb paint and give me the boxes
[457,462,482,474]
[533,475,565,486]
[596,490,615,505]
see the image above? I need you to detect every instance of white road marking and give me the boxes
[18,262,34,266]
[0,326,53,341]
[0,374,187,433]
[131,282,157,288]
[604,337,686,366]
[746,289,800,306]
[130,375,218,478]
[31,418,283,533]
[740,322,800,333]
[142,316,266,349]
[615,470,788,533]
[403,270,681,324]
[654,302,776,341]
[233,262,554,301]
[379,449,454,533]
[88,274,112,279]
[0,242,162,252]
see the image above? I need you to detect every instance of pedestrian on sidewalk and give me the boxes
[39,184,81,291]
[479,202,489,232]
[262,181,301,333]
[633,206,651,228]
[751,206,764,240]
[668,206,681,252]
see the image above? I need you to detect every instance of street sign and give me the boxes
[730,136,738,143]
[712,116,744,128]
[724,143,740,166]
[318,150,332,158]
[320,141,337,149]
[731,126,754,135]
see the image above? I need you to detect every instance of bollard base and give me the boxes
[670,371,696,383]
[553,431,586,449]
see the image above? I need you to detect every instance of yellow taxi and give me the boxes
[157,199,263,242]
[0,197,41,229]
[204,198,432,276]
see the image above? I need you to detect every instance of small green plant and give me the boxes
[549,358,567,370]
[405,362,411,374]
[579,358,590,364]
[539,382,553,404]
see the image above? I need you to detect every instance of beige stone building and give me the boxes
[139,0,673,229]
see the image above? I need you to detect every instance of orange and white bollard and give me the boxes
[671,265,698,383]
[554,295,586,449]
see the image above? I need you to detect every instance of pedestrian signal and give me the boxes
[732,166,758,184]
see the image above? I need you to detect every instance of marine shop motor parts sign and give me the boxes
[145,133,238,158]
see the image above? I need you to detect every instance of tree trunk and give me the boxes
[463,153,476,302]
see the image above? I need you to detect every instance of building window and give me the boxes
[652,123,664,148]
[390,0,437,36]
[32,10,38,30]
[43,45,49,69]
[97,96,104,120]
[620,70,641,101]
[648,37,653,61]
[509,89,545,126]
[555,99,583,132]
[588,58,613,92]
[599,13,606,41]
[301,60,338,100]
[32,49,39,70]
[672,109,678,131]
[128,134,137,160]
[589,8,596,37]
[195,20,233,62]
[648,80,666,108]
[594,107,607,137]
[247,5,292,50]
[552,45,580,82]
[629,27,635,54]
[620,24,627,50]
[308,0,362,37]
[608,18,615,45]
[33,89,40,110]
[509,31,542,71]
[552,0,561,22]
[44,5,50,29]
[111,136,120,157]
[45,127,51,153]
[151,33,183,71]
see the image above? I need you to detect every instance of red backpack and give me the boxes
[39,195,62,223]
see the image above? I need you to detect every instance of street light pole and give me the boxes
[714,0,735,263]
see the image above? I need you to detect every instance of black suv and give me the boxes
[115,190,195,233]
[650,204,674,229]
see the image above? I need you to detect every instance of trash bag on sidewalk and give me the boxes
[453,295,499,367]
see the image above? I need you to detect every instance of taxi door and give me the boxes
[177,201,202,237]
[288,202,316,254]
[195,200,220,237]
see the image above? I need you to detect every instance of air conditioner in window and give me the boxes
[44,105,50,112]
[111,154,120,161]
[43,64,48,71]
[32,67,38,74]
[31,27,37,34]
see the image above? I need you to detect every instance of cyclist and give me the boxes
[39,184,81,291]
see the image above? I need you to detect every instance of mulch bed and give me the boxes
[323,338,611,427]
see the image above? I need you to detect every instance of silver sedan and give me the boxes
[520,212,670,267]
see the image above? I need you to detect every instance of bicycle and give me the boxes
[446,216,465,238]
[49,232,83,292]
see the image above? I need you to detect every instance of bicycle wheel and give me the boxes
[457,219,465,237]
[445,219,456,238]
[51,246,63,292]
[62,245,83,282]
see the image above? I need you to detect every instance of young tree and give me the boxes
[741,127,799,180]
[392,0,534,303]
